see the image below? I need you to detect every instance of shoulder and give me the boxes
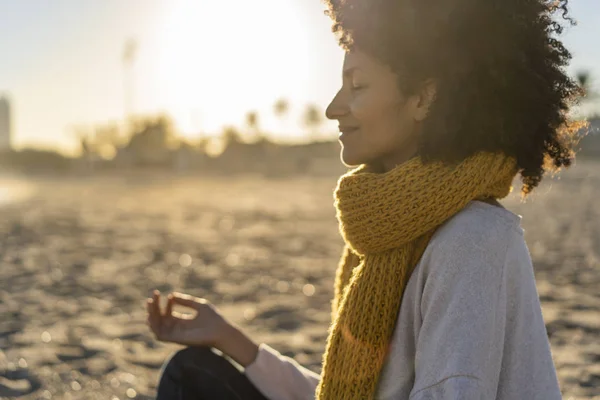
[420,201,524,278]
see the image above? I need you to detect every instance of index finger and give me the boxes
[170,292,202,309]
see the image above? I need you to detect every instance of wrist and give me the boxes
[212,318,233,349]
[215,322,260,368]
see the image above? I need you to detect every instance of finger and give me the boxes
[153,291,161,316]
[146,298,153,315]
[146,298,155,319]
[146,299,159,330]
[170,292,202,309]
[164,294,174,317]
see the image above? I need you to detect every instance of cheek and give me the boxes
[350,93,407,145]
[349,93,387,124]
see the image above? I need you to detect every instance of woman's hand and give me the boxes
[146,290,228,348]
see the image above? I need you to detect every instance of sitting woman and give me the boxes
[146,0,581,398]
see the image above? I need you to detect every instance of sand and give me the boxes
[0,160,598,399]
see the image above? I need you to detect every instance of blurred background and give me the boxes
[0,0,599,399]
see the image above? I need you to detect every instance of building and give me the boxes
[0,96,11,151]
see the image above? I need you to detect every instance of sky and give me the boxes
[0,0,599,155]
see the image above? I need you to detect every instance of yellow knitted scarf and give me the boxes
[315,151,518,399]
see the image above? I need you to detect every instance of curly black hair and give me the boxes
[324,0,584,195]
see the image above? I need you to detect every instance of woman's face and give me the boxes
[326,50,433,171]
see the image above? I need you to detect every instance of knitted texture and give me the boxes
[315,151,518,399]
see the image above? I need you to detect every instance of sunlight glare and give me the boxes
[158,0,313,137]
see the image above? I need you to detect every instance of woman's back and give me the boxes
[377,200,560,399]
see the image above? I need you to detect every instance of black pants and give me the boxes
[156,346,270,400]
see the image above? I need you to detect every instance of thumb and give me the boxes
[170,292,202,309]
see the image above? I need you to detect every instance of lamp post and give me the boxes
[123,38,138,129]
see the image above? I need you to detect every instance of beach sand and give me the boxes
[1,160,599,399]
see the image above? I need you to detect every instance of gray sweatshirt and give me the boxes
[244,201,562,399]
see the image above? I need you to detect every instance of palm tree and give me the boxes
[575,70,599,118]
[245,110,260,139]
[576,70,591,96]
[273,98,289,136]
[274,98,289,116]
[302,104,324,141]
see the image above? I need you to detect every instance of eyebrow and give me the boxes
[342,66,361,79]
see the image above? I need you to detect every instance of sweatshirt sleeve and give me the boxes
[244,343,320,400]
[408,228,510,399]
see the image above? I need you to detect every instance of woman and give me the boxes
[146,0,582,398]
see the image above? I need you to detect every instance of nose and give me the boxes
[325,89,349,121]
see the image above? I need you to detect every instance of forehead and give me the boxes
[343,50,393,77]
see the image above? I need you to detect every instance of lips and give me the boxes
[339,126,360,136]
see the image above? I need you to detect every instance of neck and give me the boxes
[376,148,419,173]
